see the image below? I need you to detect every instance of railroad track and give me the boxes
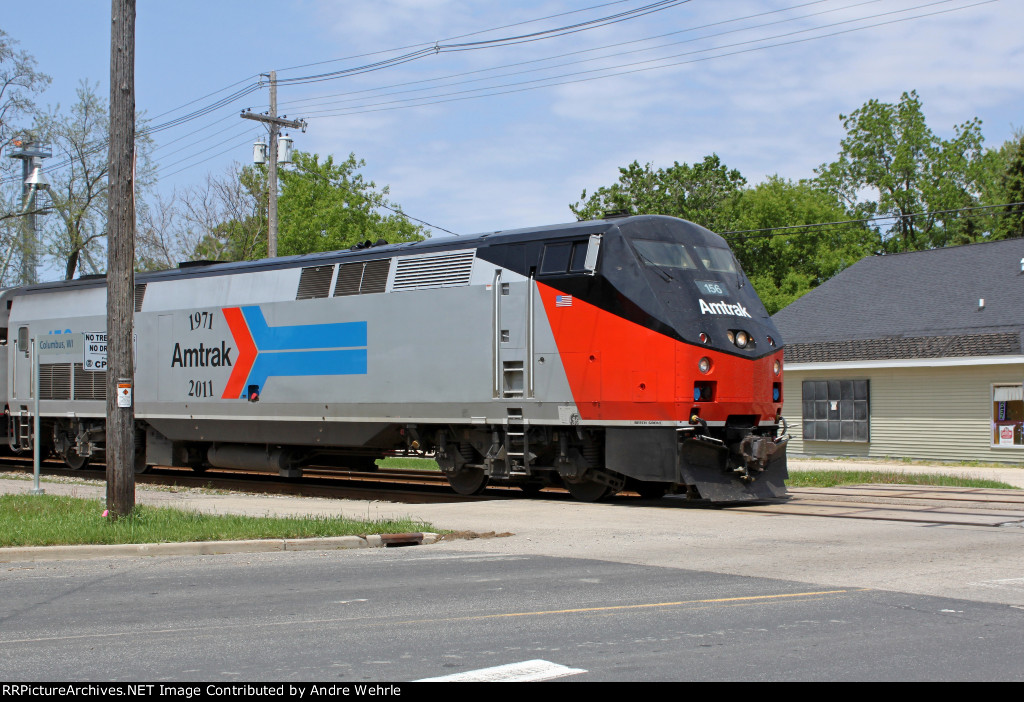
[0,455,490,504]
[735,485,1024,527]
[3,454,1022,526]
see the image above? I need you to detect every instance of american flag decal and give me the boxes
[555,294,573,307]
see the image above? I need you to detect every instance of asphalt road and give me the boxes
[3,548,1023,682]
[3,460,1024,682]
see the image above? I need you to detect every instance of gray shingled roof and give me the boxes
[772,238,1024,362]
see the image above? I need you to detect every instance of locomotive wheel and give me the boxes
[564,478,612,502]
[63,451,89,470]
[446,468,488,496]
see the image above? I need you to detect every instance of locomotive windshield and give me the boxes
[693,245,738,273]
[631,239,697,270]
[632,239,741,276]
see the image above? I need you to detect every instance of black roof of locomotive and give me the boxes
[11,215,725,296]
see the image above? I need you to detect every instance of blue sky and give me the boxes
[4,0,1022,252]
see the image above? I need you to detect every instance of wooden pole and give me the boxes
[106,0,136,518]
[267,70,278,258]
[240,83,304,260]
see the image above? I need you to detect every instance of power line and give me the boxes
[39,0,1001,182]
[269,1,692,88]
[297,0,986,119]
[158,132,261,180]
[721,201,1024,241]
[277,0,882,113]
[41,1,689,177]
[273,0,642,74]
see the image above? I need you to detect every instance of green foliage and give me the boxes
[196,151,426,262]
[278,152,425,254]
[814,90,989,252]
[724,177,872,313]
[570,154,746,232]
[979,130,1024,239]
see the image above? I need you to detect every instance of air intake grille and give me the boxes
[296,265,335,300]
[40,363,72,400]
[334,259,391,296]
[73,364,107,401]
[134,283,147,312]
[392,250,474,291]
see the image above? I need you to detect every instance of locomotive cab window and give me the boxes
[540,243,572,274]
[993,384,1024,447]
[632,239,696,270]
[540,240,595,275]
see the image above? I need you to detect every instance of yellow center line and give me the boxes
[4,588,868,644]
[395,588,867,624]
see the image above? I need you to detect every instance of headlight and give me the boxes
[698,357,711,374]
[735,330,749,348]
[774,360,781,375]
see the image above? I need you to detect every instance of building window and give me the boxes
[993,384,1024,447]
[802,380,869,442]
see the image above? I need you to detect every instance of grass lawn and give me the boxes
[379,456,439,470]
[785,470,1017,489]
[0,494,433,548]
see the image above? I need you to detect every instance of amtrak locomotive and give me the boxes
[0,215,788,502]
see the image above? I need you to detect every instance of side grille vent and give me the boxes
[296,265,335,300]
[73,364,107,401]
[40,363,72,400]
[392,250,474,291]
[334,259,391,296]
[134,283,147,312]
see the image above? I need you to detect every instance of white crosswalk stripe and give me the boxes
[416,659,587,682]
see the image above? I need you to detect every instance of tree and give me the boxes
[193,151,426,262]
[278,152,424,254]
[978,130,1024,240]
[722,177,872,314]
[34,80,155,280]
[814,90,988,252]
[570,155,746,232]
[189,164,267,262]
[136,190,190,271]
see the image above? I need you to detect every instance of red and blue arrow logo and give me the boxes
[221,306,367,399]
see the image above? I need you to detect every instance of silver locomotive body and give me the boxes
[2,216,788,501]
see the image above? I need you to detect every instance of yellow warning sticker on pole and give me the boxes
[117,381,132,408]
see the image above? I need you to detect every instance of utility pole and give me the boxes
[106,0,136,518]
[241,71,306,258]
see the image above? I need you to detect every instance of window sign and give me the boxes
[992,384,1024,448]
